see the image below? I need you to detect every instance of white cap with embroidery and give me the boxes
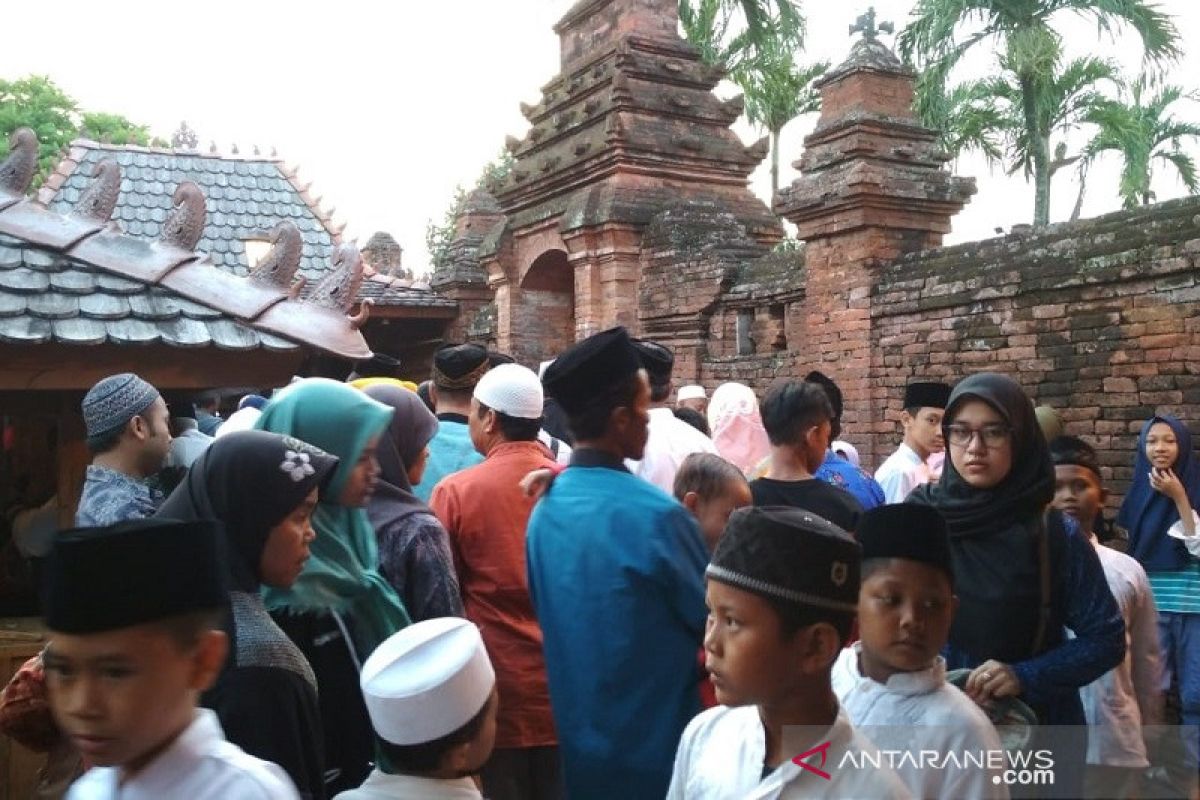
[473,363,544,420]
[677,385,706,401]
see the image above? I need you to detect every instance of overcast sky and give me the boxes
[3,1,1198,274]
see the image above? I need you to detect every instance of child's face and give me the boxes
[857,559,956,682]
[1146,422,1180,471]
[1053,464,1106,533]
[339,435,381,507]
[704,579,809,708]
[687,480,753,552]
[902,406,945,455]
[451,688,500,777]
[260,487,318,588]
[44,622,225,773]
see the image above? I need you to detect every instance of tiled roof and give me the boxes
[38,141,457,312]
[0,129,372,360]
[39,140,341,282]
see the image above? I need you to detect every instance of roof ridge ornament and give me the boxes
[850,7,894,42]
[249,221,303,289]
[159,182,207,250]
[71,158,122,223]
[0,128,38,196]
[306,242,364,313]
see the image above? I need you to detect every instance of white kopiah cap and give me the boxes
[473,363,544,420]
[678,385,707,401]
[360,618,496,746]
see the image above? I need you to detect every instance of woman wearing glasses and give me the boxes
[908,373,1125,795]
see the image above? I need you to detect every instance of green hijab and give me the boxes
[254,378,410,656]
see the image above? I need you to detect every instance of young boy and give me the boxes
[41,518,299,799]
[1050,435,1163,798]
[673,452,753,552]
[667,506,909,799]
[751,380,864,531]
[337,618,499,799]
[830,503,1006,799]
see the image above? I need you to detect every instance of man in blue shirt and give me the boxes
[76,373,171,526]
[413,343,490,500]
[527,327,708,800]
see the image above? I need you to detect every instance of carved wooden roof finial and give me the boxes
[248,221,303,289]
[306,242,364,313]
[72,158,122,222]
[159,182,207,250]
[0,128,39,195]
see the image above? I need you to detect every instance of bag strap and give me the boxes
[1030,513,1054,655]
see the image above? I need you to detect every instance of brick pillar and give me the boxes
[775,35,975,466]
[431,189,503,344]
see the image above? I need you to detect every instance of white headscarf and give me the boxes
[706,382,771,475]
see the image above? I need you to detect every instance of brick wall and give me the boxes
[869,196,1200,505]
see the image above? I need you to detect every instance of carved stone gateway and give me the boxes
[476,0,783,364]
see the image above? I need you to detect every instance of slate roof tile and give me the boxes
[39,141,448,312]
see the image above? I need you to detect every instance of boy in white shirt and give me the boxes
[337,618,499,800]
[832,503,1007,799]
[668,506,909,799]
[1051,436,1163,799]
[42,519,299,800]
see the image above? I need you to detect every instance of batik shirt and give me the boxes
[75,465,161,526]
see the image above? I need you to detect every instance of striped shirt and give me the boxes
[1146,512,1200,614]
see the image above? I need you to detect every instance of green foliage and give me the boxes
[0,75,78,185]
[425,149,514,272]
[898,0,1182,226]
[1083,75,1200,207]
[678,0,804,75]
[0,74,159,188]
[79,112,152,147]
[734,42,827,194]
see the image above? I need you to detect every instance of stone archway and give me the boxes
[513,249,575,365]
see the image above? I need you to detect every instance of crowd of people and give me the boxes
[1,324,1198,799]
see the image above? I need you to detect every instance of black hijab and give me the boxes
[157,430,338,592]
[362,384,439,523]
[908,372,1054,539]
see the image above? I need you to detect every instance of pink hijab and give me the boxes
[707,382,771,475]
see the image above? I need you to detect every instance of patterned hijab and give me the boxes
[254,378,410,655]
[157,430,338,593]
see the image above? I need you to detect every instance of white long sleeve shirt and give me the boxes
[667,703,910,799]
[874,444,935,504]
[626,407,718,493]
[1079,534,1163,767]
[67,709,298,800]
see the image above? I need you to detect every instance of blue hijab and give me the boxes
[1118,415,1200,572]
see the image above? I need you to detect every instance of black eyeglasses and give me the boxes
[945,423,1012,448]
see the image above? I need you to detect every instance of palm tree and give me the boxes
[1083,75,1200,208]
[978,53,1118,218]
[678,0,804,75]
[898,0,1180,226]
[736,45,828,195]
[914,73,1007,170]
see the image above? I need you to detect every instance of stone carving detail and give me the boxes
[307,242,364,313]
[72,159,122,222]
[0,128,38,195]
[249,221,302,289]
[159,182,207,250]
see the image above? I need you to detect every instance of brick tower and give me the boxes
[481,0,783,365]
